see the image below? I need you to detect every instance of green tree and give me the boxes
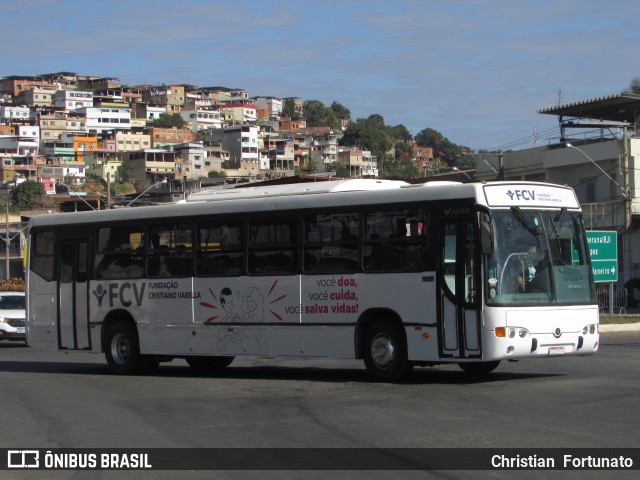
[208,170,227,178]
[282,98,301,120]
[378,155,419,179]
[386,124,412,141]
[340,114,393,174]
[415,128,444,150]
[329,161,351,178]
[456,152,477,168]
[303,100,342,129]
[394,141,414,163]
[365,114,385,130]
[330,101,351,121]
[114,164,135,183]
[11,180,45,211]
[299,155,319,174]
[628,77,640,94]
[414,127,462,166]
[303,100,328,127]
[152,113,186,129]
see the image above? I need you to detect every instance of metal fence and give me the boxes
[597,287,627,314]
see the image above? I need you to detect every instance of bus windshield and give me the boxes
[486,209,596,305]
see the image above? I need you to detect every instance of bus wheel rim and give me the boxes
[111,332,129,365]
[371,333,395,369]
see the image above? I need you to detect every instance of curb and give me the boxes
[599,322,640,333]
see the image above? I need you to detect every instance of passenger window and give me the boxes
[197,220,244,276]
[363,209,429,272]
[147,222,193,277]
[304,213,359,273]
[95,225,144,279]
[248,217,299,274]
[30,231,55,281]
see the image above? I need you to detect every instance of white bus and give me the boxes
[26,179,599,381]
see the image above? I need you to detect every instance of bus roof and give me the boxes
[186,179,410,202]
[27,180,579,229]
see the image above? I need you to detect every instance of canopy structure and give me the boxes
[539,93,640,139]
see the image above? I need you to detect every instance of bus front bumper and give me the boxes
[488,325,599,359]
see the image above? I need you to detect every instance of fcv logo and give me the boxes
[92,283,146,308]
[506,189,535,201]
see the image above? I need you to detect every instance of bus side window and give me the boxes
[30,230,56,281]
[303,213,359,274]
[363,209,428,272]
[196,220,244,276]
[248,216,299,275]
[147,222,193,277]
[95,225,144,279]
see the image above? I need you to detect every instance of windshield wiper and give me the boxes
[511,207,542,237]
[551,208,567,235]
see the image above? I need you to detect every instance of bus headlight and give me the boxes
[507,327,529,338]
[496,327,529,338]
[582,324,597,335]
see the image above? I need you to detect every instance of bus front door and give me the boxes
[58,239,91,350]
[438,220,482,359]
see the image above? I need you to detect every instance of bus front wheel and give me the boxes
[104,321,142,375]
[458,360,500,376]
[363,320,412,382]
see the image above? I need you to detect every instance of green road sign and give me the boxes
[586,231,618,283]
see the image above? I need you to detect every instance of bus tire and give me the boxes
[186,356,234,373]
[104,321,142,375]
[458,360,500,376]
[363,320,412,382]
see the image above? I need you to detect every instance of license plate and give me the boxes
[17,327,25,334]
[549,346,565,355]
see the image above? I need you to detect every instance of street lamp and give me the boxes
[453,167,473,181]
[565,143,628,199]
[126,179,168,207]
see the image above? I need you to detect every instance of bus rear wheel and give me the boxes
[363,320,412,382]
[186,356,234,373]
[458,360,500,376]
[104,321,142,375]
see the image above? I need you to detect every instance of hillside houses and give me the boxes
[0,72,376,196]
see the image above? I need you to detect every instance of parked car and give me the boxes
[0,291,26,343]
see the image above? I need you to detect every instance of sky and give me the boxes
[2,0,639,151]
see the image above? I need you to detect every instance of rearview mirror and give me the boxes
[480,219,492,256]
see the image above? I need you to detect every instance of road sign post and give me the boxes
[587,231,618,282]
[587,231,618,315]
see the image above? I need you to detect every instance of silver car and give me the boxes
[0,292,26,343]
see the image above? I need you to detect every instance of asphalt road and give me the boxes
[0,332,638,480]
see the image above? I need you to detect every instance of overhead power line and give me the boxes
[483,126,559,152]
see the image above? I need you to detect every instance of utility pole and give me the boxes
[623,125,631,229]
[5,195,9,280]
